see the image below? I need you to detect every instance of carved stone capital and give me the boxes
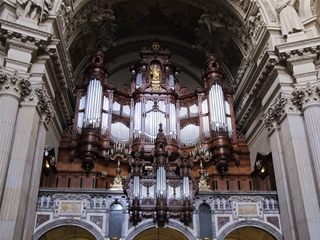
[0,68,31,100]
[261,97,288,130]
[291,83,320,111]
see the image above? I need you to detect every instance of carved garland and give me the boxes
[261,97,288,130]
[35,87,55,123]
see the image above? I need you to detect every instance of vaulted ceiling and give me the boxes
[61,0,257,92]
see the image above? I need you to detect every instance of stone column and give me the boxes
[291,83,320,202]
[262,96,320,240]
[0,86,50,239]
[0,69,31,205]
[22,87,55,240]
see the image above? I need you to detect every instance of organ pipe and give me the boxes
[84,79,102,128]
[169,103,176,138]
[183,176,190,200]
[133,176,140,199]
[225,101,233,137]
[209,84,227,131]
[156,166,166,197]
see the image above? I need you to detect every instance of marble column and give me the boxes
[0,85,53,240]
[23,122,46,239]
[0,70,30,206]
[262,97,320,240]
[292,83,320,202]
[268,126,297,240]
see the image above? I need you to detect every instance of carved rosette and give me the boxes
[0,69,31,100]
[35,87,55,123]
[261,97,288,130]
[291,83,320,111]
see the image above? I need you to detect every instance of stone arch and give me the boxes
[217,220,283,240]
[125,219,197,240]
[32,219,104,240]
[105,198,127,212]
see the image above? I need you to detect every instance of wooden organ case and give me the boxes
[46,42,252,227]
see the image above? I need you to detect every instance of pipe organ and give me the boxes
[68,42,242,173]
[54,41,251,226]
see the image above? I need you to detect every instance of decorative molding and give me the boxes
[259,0,276,22]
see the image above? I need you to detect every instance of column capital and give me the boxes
[0,68,31,100]
[261,95,300,132]
[20,84,55,124]
[291,83,320,111]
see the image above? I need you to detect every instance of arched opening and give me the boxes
[39,226,96,240]
[108,203,123,239]
[224,226,276,240]
[133,227,188,240]
[199,203,213,239]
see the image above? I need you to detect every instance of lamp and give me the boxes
[191,144,212,191]
[109,142,128,190]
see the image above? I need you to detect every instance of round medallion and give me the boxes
[152,42,160,51]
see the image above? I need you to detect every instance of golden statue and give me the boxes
[150,65,160,90]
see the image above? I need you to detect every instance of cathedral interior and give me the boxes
[1,0,320,240]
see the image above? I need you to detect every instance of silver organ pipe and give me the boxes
[189,104,198,117]
[225,100,233,138]
[110,122,130,143]
[101,96,109,135]
[209,86,215,128]
[113,101,121,115]
[122,105,130,117]
[169,103,176,139]
[134,102,142,138]
[77,95,86,133]
[183,176,190,200]
[84,79,102,128]
[133,175,140,199]
[179,106,188,119]
[209,84,227,131]
[180,124,200,146]
[145,100,166,142]
[156,166,166,197]
[202,99,210,138]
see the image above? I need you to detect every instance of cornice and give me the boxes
[236,52,279,131]
[275,37,320,60]
[0,19,52,43]
[4,57,32,70]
